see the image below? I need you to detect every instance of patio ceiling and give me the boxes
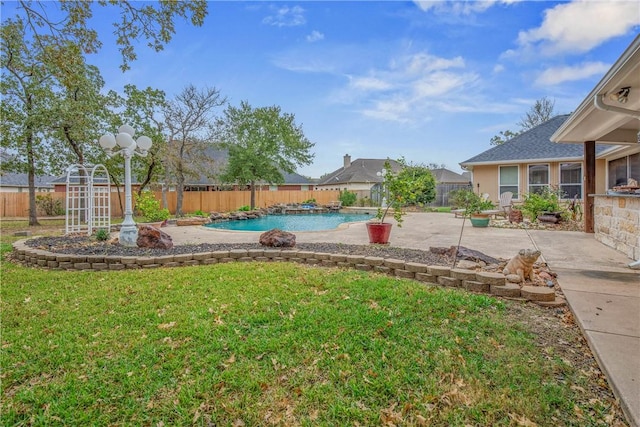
[552,35,640,146]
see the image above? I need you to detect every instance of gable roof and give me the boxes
[430,168,470,184]
[460,114,611,168]
[0,172,55,189]
[317,158,401,186]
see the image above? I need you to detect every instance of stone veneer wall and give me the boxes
[593,195,640,260]
[12,240,560,306]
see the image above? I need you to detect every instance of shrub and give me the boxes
[238,205,251,212]
[94,228,110,241]
[448,188,475,209]
[521,186,565,221]
[135,191,170,222]
[35,194,65,216]
[193,210,205,217]
[339,190,357,207]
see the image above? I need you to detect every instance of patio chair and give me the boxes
[498,191,513,217]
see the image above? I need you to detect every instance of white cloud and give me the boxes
[350,76,393,91]
[306,30,325,42]
[535,61,611,86]
[263,5,306,27]
[339,52,481,122]
[515,0,640,56]
[413,0,522,15]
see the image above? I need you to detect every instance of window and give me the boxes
[528,164,549,194]
[499,165,518,196]
[559,163,582,199]
[608,153,640,188]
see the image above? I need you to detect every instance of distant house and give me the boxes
[0,172,55,192]
[316,154,402,202]
[179,148,315,192]
[47,147,315,193]
[459,115,618,204]
[428,168,471,207]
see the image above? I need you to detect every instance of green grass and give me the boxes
[0,243,619,426]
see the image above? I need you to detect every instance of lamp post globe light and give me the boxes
[99,125,153,247]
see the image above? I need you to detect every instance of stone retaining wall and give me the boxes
[12,240,562,306]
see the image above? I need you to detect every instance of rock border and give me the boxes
[11,240,563,307]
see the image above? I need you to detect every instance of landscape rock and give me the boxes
[136,225,174,250]
[259,228,296,248]
[176,217,209,226]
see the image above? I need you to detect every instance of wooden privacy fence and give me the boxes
[1,190,341,218]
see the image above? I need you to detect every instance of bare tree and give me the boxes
[161,85,226,216]
[490,97,556,145]
[517,97,556,131]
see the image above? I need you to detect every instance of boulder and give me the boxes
[137,225,173,249]
[259,228,296,248]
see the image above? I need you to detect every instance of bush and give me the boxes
[238,205,251,212]
[135,191,170,222]
[193,210,205,217]
[339,190,357,207]
[94,228,110,241]
[521,186,565,221]
[35,194,65,216]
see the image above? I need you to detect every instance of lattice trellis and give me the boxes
[65,164,111,235]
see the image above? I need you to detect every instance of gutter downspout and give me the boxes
[594,94,640,269]
[593,94,640,119]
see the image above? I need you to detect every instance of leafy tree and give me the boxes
[398,163,437,206]
[2,1,208,225]
[10,1,208,71]
[490,97,556,146]
[490,129,520,146]
[1,19,57,225]
[218,101,315,210]
[161,85,226,216]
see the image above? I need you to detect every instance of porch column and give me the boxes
[584,141,595,233]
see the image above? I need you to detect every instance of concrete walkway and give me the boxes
[163,212,640,426]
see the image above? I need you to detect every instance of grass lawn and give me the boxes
[1,235,623,427]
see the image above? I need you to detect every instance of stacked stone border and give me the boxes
[12,240,563,307]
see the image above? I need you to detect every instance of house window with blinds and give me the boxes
[499,165,519,197]
[560,163,582,199]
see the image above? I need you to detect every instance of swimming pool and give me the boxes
[204,213,370,232]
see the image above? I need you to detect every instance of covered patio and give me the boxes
[551,34,640,268]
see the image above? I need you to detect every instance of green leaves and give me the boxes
[375,159,437,226]
[217,101,315,209]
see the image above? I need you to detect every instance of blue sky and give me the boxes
[5,1,640,178]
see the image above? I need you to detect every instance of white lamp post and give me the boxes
[99,125,153,247]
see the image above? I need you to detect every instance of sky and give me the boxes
[4,1,640,178]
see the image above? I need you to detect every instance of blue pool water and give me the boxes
[204,213,370,232]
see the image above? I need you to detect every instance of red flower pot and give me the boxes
[366,222,392,244]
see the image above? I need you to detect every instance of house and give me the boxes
[551,34,639,263]
[459,115,616,204]
[428,168,472,207]
[316,154,402,202]
[0,172,55,192]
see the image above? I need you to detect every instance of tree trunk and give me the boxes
[176,171,184,217]
[250,180,256,210]
[26,124,39,226]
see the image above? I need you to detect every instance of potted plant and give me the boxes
[462,191,495,227]
[366,158,436,244]
[136,190,170,227]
